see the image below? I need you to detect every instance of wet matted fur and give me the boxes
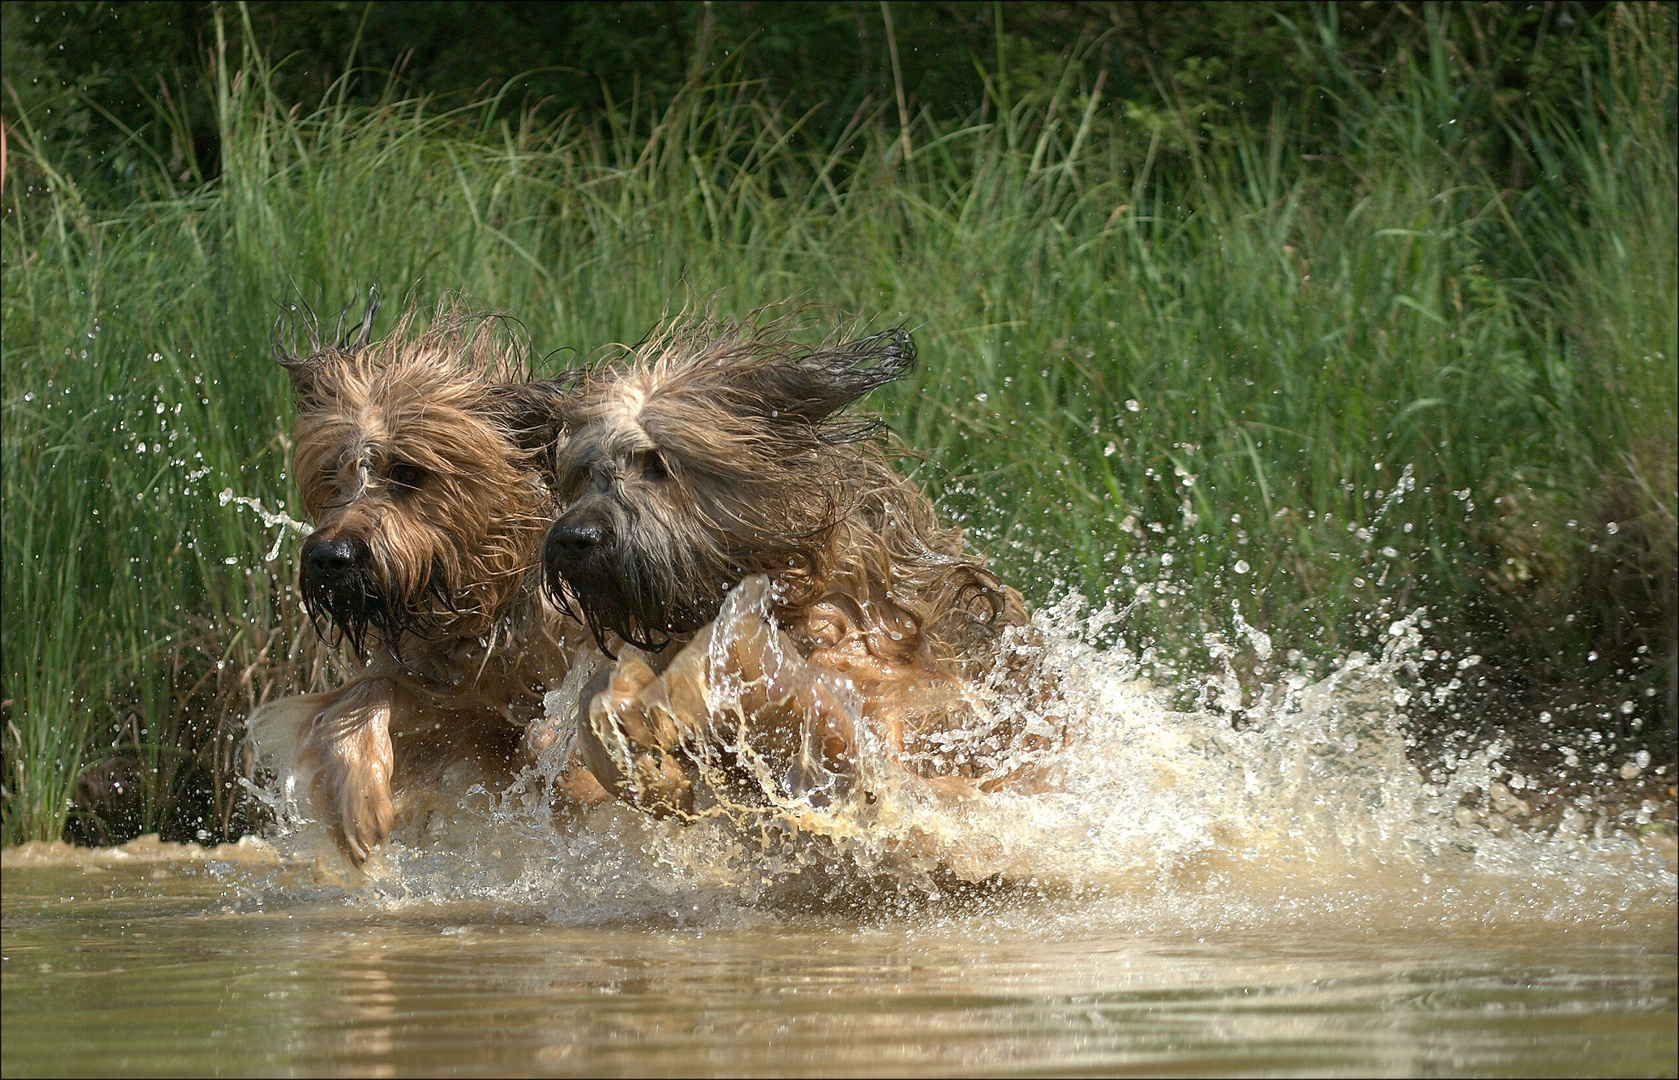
[539,312,1064,818]
[250,290,602,864]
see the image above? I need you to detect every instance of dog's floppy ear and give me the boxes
[746,328,916,438]
[484,376,577,472]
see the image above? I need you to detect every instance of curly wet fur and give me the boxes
[279,293,562,657]
[537,312,1064,816]
[540,313,1017,664]
[256,292,597,864]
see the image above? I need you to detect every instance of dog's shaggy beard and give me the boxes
[299,557,460,663]
[544,499,776,655]
[548,542,736,655]
[544,478,842,657]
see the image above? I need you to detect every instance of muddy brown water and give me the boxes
[3,827,1673,1078]
[5,649,1675,1076]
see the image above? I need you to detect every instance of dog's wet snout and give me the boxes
[304,536,366,579]
[546,518,608,566]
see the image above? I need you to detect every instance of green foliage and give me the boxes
[2,3,1614,193]
[1,3,1672,845]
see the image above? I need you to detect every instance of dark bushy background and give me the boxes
[5,1,1609,189]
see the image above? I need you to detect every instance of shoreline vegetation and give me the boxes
[2,3,1673,847]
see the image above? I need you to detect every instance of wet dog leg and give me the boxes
[579,578,857,816]
[296,678,399,864]
[574,656,695,816]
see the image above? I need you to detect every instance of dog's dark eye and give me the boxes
[388,462,427,489]
[641,452,668,482]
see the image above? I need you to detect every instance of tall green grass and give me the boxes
[3,6,1673,845]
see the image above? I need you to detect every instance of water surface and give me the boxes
[4,840,1673,1077]
[5,610,1674,1076]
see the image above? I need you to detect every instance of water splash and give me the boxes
[218,488,312,561]
[255,583,1674,930]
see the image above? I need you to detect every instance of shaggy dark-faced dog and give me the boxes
[250,292,602,863]
[538,314,1063,819]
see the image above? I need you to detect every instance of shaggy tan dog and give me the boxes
[538,314,1063,818]
[250,292,602,863]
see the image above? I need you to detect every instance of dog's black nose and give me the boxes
[546,519,606,566]
[304,536,364,578]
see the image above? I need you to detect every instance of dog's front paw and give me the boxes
[576,658,695,818]
[516,711,612,807]
[334,748,395,865]
[517,710,570,769]
[300,694,395,865]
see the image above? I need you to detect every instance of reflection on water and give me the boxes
[6,597,1676,1075]
[3,851,1674,1077]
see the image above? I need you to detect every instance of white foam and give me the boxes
[256,590,1675,930]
